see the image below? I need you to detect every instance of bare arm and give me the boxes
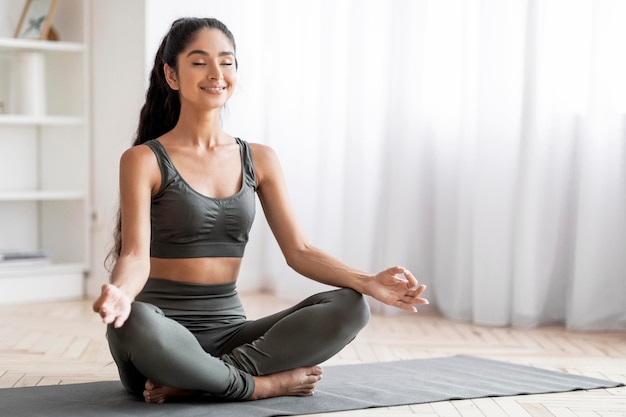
[253,144,428,312]
[92,145,159,327]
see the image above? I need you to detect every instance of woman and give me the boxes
[92,17,428,403]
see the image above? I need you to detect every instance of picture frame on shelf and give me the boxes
[14,0,59,40]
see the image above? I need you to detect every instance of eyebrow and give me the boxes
[186,50,235,58]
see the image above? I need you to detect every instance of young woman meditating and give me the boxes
[92,17,428,403]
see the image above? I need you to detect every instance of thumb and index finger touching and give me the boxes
[386,266,420,289]
[92,284,130,328]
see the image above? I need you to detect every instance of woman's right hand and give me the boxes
[92,283,132,328]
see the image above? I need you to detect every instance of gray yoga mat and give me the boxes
[1,355,622,417]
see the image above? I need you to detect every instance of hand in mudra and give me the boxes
[92,283,132,328]
[366,266,429,312]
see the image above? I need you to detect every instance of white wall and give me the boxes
[0,2,24,37]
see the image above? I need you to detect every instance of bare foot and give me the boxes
[249,366,323,401]
[143,379,200,404]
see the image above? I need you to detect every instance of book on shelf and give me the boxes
[0,250,52,267]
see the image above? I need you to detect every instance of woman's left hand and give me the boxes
[364,266,429,312]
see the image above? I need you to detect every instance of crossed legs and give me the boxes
[107,288,370,402]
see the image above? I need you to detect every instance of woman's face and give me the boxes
[165,28,237,111]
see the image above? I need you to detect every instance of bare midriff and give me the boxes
[149,257,242,284]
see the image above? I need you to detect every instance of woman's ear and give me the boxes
[164,64,179,90]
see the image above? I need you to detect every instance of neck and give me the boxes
[170,105,227,148]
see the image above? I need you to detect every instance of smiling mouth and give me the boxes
[201,86,226,93]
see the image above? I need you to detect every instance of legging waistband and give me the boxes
[140,278,237,296]
[135,278,246,330]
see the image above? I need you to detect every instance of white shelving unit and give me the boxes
[0,37,85,52]
[0,114,84,125]
[0,0,90,304]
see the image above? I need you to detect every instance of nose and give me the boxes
[207,61,223,80]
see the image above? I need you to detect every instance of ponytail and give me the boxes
[133,38,180,146]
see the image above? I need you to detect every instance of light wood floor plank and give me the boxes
[452,399,486,417]
[430,402,463,417]
[522,403,557,417]
[495,399,534,417]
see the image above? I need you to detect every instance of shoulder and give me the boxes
[248,142,281,172]
[248,142,278,163]
[247,142,283,188]
[119,143,161,191]
[120,142,158,168]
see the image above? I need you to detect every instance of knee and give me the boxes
[331,288,371,331]
[107,302,162,347]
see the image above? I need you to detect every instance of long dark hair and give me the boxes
[105,17,237,271]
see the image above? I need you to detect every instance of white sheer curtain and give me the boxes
[183,0,626,330]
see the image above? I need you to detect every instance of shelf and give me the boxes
[0,262,86,305]
[0,114,84,126]
[0,262,85,276]
[0,38,84,53]
[0,190,85,201]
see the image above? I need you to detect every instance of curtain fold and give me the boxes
[217,0,625,330]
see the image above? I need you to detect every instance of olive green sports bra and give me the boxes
[144,138,256,258]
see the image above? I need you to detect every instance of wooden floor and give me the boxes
[0,291,625,417]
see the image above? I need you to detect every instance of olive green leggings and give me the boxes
[106,279,370,401]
